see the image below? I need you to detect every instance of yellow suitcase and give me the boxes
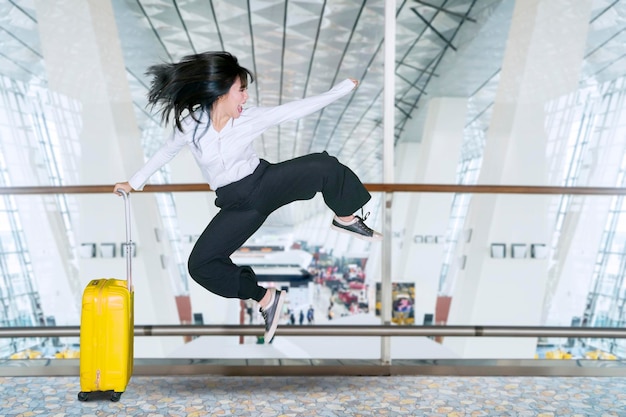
[78,190,134,402]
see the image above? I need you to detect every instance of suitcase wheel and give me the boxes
[77,391,123,402]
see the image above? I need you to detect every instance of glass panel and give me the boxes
[0,192,621,363]
[0,0,626,370]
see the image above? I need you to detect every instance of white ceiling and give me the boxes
[0,0,625,185]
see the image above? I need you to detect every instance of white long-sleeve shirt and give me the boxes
[129,78,356,191]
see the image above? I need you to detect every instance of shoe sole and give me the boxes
[330,224,383,242]
[265,291,286,344]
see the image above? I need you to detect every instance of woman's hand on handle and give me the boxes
[113,181,133,195]
[349,78,359,90]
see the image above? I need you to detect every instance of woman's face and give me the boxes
[219,77,249,120]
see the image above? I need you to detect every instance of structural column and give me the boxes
[34,0,181,357]
[393,98,467,324]
[444,0,592,358]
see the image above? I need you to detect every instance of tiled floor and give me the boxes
[0,375,624,416]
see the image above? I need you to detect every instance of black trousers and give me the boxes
[187,151,371,301]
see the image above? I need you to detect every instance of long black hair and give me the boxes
[146,51,254,133]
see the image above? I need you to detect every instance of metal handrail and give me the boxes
[2,325,625,338]
[2,183,626,195]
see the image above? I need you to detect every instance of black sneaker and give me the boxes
[259,289,286,344]
[330,212,383,241]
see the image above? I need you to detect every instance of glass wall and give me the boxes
[0,0,625,363]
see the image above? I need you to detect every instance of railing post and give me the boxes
[2,325,626,338]
[381,0,396,366]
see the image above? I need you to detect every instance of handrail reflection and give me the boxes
[1,325,625,338]
[2,183,626,195]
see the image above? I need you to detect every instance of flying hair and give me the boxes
[145,51,254,133]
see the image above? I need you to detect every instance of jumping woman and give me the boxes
[114,51,382,343]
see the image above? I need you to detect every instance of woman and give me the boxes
[114,51,382,343]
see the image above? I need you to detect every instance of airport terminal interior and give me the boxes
[1,0,626,414]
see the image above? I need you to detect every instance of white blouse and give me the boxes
[129,78,356,191]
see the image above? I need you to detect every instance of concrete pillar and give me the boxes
[389,141,421,284]
[444,0,592,358]
[34,0,181,357]
[394,98,467,324]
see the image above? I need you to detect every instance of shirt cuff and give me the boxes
[128,175,145,191]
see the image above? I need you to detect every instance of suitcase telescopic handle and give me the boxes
[116,189,133,291]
